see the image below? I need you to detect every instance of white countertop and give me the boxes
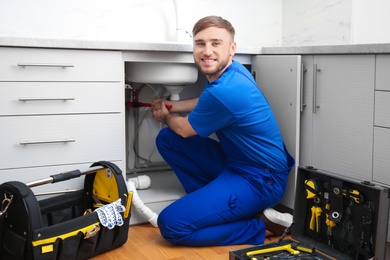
[2,37,390,55]
[0,37,262,54]
[262,43,390,54]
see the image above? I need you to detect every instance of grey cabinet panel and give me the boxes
[252,55,301,209]
[299,56,314,167]
[373,57,390,189]
[373,127,390,186]
[303,55,375,181]
[376,55,390,91]
[375,91,390,128]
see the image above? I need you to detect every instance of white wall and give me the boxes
[282,0,352,46]
[282,0,390,46]
[0,0,178,42]
[1,0,389,47]
[0,0,282,46]
[352,0,390,44]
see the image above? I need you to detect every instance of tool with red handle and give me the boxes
[126,101,172,109]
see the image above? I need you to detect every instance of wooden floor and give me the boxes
[90,223,281,260]
[89,224,390,259]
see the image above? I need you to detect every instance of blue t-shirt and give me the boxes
[188,60,291,172]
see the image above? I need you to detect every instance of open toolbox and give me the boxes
[230,166,390,260]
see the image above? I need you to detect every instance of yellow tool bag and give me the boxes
[0,161,132,260]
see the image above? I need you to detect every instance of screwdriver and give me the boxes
[324,192,336,246]
[325,203,336,245]
[126,101,172,109]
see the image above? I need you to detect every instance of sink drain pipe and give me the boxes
[126,175,159,227]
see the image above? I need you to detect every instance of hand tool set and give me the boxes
[230,166,389,260]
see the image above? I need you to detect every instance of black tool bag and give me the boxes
[0,161,132,260]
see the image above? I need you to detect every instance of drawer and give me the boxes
[374,90,390,127]
[373,127,390,186]
[376,54,390,91]
[0,114,124,170]
[0,161,124,199]
[0,82,123,116]
[0,47,122,81]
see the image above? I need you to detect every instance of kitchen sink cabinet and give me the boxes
[300,55,375,181]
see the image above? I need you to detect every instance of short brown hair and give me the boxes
[192,16,235,42]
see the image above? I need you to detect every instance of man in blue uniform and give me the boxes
[151,15,294,246]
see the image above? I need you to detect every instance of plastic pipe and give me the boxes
[164,85,184,101]
[126,176,158,227]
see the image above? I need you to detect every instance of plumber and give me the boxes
[150,15,295,246]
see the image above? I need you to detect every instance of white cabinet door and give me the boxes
[251,55,301,209]
[303,55,375,181]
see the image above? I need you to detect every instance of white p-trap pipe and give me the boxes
[126,175,158,228]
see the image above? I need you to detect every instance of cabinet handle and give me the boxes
[20,138,76,145]
[300,63,307,112]
[313,64,321,113]
[17,63,74,67]
[18,97,75,101]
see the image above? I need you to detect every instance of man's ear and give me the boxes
[230,41,237,56]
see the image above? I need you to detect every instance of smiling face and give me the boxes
[193,26,236,82]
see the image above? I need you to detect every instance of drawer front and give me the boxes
[0,82,123,116]
[0,47,122,81]
[0,161,124,198]
[0,114,124,169]
[373,127,390,186]
[374,91,390,128]
[376,54,390,91]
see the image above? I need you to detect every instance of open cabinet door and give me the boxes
[251,55,301,209]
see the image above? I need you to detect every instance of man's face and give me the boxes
[193,26,236,82]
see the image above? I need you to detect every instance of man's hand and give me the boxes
[151,99,170,123]
[150,98,197,138]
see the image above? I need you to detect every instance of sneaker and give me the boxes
[260,208,293,237]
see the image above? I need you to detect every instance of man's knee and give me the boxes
[156,127,170,142]
[157,209,189,245]
[155,127,172,152]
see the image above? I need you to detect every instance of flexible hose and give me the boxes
[126,179,158,227]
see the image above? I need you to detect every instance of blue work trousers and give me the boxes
[155,128,290,246]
